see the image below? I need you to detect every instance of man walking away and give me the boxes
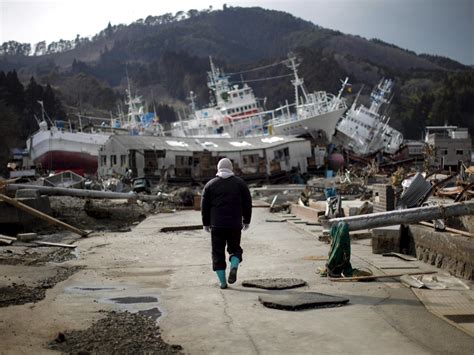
[201,158,252,289]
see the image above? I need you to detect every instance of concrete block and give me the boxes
[15,189,41,199]
[371,225,401,254]
[17,233,38,242]
[0,196,52,225]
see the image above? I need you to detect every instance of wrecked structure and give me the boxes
[98,135,312,181]
[425,126,472,170]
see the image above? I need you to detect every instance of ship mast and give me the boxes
[286,55,308,108]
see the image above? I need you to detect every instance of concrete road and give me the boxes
[1,208,473,354]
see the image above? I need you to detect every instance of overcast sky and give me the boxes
[1,0,472,64]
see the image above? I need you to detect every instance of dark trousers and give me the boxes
[211,227,243,271]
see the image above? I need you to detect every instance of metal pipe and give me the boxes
[6,184,167,202]
[327,201,474,232]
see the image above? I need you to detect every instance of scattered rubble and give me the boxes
[49,311,182,354]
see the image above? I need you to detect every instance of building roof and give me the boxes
[106,134,307,153]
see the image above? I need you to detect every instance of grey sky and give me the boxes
[1,0,473,64]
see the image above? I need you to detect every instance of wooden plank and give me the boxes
[418,221,473,238]
[0,238,13,245]
[330,270,437,282]
[0,193,88,237]
[32,241,77,248]
[160,225,203,232]
[382,252,418,261]
[302,255,328,261]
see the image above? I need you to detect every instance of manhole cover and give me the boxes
[242,278,307,290]
[259,292,349,311]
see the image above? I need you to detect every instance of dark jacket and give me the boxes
[201,176,252,229]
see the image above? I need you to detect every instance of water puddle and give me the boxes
[109,296,158,304]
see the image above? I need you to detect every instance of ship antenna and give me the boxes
[188,91,197,113]
[336,77,349,100]
[351,85,364,110]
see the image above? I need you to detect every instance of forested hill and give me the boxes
[0,6,473,147]
[1,6,467,72]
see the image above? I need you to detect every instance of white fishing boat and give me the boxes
[171,55,348,140]
[334,78,403,156]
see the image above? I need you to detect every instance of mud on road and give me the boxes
[0,266,83,307]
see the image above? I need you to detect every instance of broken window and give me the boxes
[120,155,127,167]
[175,155,192,177]
[110,155,116,166]
[274,147,290,162]
[242,154,258,167]
[456,149,464,155]
[100,155,107,166]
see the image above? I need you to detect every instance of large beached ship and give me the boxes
[26,88,163,175]
[171,56,349,140]
[334,78,403,156]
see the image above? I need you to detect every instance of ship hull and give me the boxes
[27,128,111,175]
[35,150,99,174]
[271,107,346,141]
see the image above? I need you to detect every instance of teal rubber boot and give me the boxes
[228,256,240,284]
[215,270,227,289]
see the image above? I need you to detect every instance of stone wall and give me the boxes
[409,225,474,280]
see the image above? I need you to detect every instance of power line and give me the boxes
[231,73,293,84]
[226,59,288,76]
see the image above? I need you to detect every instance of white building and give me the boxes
[425,126,472,169]
[98,135,312,181]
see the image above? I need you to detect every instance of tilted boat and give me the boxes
[334,78,403,156]
[171,56,349,140]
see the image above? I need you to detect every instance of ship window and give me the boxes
[120,155,127,166]
[456,149,464,155]
[110,155,117,166]
[100,155,107,166]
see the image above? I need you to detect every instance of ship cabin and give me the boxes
[425,126,472,169]
[98,135,312,183]
[218,84,260,120]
